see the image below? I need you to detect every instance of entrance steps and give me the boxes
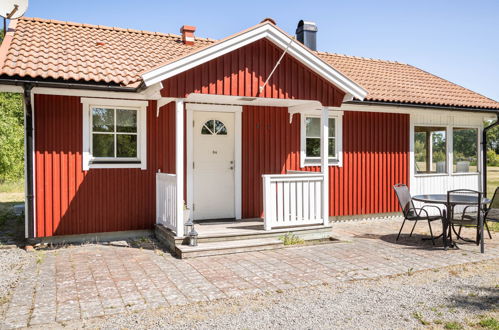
[154,220,334,259]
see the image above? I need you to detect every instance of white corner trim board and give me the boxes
[81,97,148,170]
[141,23,368,101]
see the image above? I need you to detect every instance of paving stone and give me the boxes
[2,219,497,327]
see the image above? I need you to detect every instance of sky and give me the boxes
[18,0,499,101]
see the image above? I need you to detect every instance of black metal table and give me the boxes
[412,194,491,250]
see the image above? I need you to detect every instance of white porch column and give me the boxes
[175,99,185,237]
[321,106,329,226]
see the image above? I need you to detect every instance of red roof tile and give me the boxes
[1,17,498,110]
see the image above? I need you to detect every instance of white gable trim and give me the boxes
[141,23,368,101]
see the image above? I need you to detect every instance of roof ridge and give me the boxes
[18,16,217,42]
[316,50,406,65]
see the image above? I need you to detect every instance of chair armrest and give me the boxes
[460,205,481,222]
[413,208,429,218]
[421,205,443,217]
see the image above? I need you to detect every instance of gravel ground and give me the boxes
[56,258,499,330]
[0,247,34,318]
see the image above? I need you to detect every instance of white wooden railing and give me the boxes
[262,173,325,230]
[156,173,178,234]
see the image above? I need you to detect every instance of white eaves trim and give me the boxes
[141,23,368,101]
[0,85,23,93]
[30,82,163,100]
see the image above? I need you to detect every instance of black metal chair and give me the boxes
[447,189,487,253]
[482,186,498,238]
[393,184,443,245]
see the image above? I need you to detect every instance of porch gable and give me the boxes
[142,22,367,102]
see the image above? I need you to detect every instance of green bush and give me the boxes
[0,92,24,183]
[487,150,499,166]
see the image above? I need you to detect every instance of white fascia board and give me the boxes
[141,24,368,101]
[31,82,163,100]
[288,102,323,114]
[0,85,23,93]
[142,25,269,87]
[333,102,496,118]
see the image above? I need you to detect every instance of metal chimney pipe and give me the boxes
[296,20,318,50]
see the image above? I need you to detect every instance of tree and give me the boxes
[485,121,499,154]
[0,92,24,182]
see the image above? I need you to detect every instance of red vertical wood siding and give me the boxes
[34,38,409,237]
[242,107,409,218]
[241,106,301,218]
[161,39,345,107]
[34,95,176,237]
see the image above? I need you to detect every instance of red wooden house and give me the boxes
[0,17,498,254]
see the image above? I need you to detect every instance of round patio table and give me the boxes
[412,194,491,250]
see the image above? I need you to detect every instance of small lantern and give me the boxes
[188,228,198,246]
[184,218,194,236]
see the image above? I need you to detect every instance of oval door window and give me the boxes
[201,120,227,135]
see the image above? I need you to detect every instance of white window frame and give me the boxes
[81,98,148,170]
[413,125,449,175]
[300,111,343,167]
[412,123,481,177]
[450,125,481,175]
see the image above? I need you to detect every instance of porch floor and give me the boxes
[155,219,334,258]
[193,219,329,238]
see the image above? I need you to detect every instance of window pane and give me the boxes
[117,135,137,158]
[306,138,320,157]
[453,127,478,173]
[328,138,335,157]
[306,117,320,137]
[92,134,114,157]
[201,120,214,135]
[116,109,137,133]
[92,108,114,132]
[328,118,335,137]
[414,126,447,174]
[214,120,227,135]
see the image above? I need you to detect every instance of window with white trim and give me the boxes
[413,124,481,176]
[300,113,343,167]
[81,98,148,170]
[452,127,479,173]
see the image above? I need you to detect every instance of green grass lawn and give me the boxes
[0,181,24,214]
[487,166,499,197]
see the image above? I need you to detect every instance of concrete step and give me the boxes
[175,225,332,245]
[175,238,283,259]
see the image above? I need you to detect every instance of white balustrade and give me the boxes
[156,173,179,233]
[262,173,325,230]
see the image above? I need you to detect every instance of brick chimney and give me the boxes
[180,25,196,45]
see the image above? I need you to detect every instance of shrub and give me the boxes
[487,150,499,166]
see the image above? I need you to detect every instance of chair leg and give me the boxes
[484,221,492,239]
[476,225,480,246]
[397,219,406,241]
[448,224,453,245]
[427,220,435,245]
[409,221,417,237]
[480,222,485,254]
[458,225,463,237]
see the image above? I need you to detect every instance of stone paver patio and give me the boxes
[2,218,498,328]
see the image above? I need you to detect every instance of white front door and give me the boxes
[193,111,235,220]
